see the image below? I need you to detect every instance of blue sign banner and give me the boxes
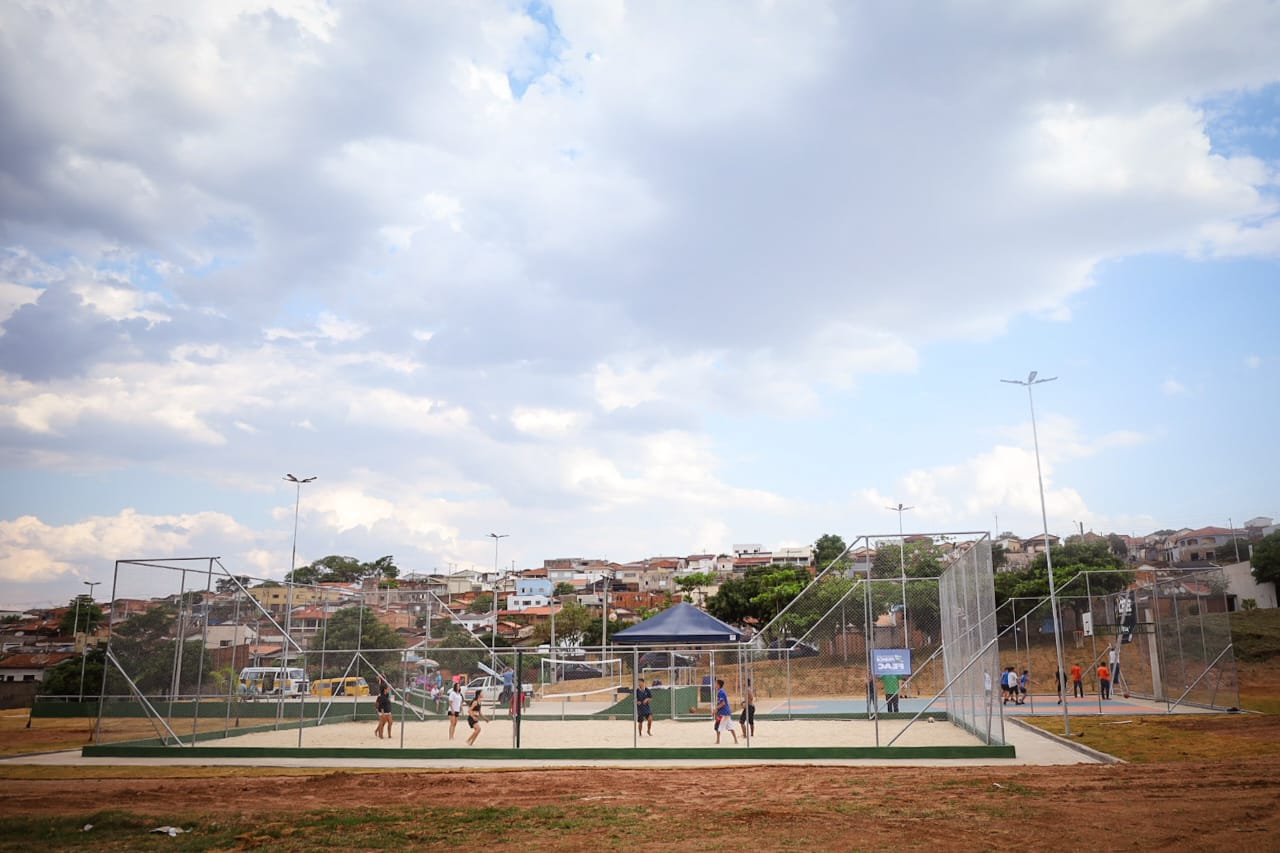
[872,648,912,676]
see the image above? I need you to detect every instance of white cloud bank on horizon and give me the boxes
[1,1,1278,602]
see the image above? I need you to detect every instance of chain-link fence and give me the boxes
[59,547,1012,752]
[995,566,1239,715]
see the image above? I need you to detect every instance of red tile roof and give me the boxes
[0,652,77,669]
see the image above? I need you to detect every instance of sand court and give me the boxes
[192,714,989,751]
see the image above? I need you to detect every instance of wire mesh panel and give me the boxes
[938,537,1003,745]
[1091,568,1238,709]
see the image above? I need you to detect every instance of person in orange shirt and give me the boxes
[1097,663,1112,700]
[1070,663,1084,698]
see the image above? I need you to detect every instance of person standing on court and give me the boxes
[714,678,738,744]
[1108,645,1122,692]
[447,681,464,740]
[1097,662,1112,700]
[499,666,514,705]
[374,683,393,739]
[1070,662,1085,698]
[741,678,757,735]
[1017,670,1029,706]
[466,690,487,746]
[635,677,653,736]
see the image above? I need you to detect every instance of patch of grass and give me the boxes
[1021,713,1280,763]
[0,803,651,852]
[1230,609,1280,663]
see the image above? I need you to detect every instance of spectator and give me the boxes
[882,673,900,714]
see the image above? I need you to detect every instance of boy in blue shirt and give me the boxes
[714,679,738,744]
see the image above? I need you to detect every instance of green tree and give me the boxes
[313,606,405,681]
[107,605,212,696]
[286,555,400,585]
[675,571,718,604]
[1214,538,1249,564]
[431,621,489,678]
[1251,532,1280,587]
[58,595,105,637]
[40,649,105,697]
[549,600,594,648]
[813,534,849,572]
[1107,533,1129,559]
[997,541,1134,629]
[553,582,577,597]
[707,566,810,626]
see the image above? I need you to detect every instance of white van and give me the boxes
[237,666,309,697]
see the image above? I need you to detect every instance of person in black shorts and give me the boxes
[374,684,393,739]
[635,678,653,735]
[740,678,756,736]
[466,691,487,746]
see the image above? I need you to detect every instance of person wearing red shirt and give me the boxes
[1070,663,1084,698]
[1097,663,1112,700]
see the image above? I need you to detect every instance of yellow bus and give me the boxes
[310,676,371,698]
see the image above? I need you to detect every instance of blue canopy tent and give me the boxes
[612,603,746,645]
[612,604,748,711]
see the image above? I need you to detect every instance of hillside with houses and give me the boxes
[3,518,1277,706]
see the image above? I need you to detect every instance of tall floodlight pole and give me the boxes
[1002,371,1071,735]
[283,474,316,671]
[886,504,913,648]
[77,580,101,701]
[488,533,509,652]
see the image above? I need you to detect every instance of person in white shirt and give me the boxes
[447,682,464,740]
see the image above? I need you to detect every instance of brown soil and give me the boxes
[0,760,1278,851]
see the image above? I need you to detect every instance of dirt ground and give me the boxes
[1,755,1279,851]
[1,656,1277,850]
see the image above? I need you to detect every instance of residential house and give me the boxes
[0,651,77,683]
[1170,527,1240,563]
[1022,533,1061,556]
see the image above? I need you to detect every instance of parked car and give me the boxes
[638,652,696,670]
[462,675,535,705]
[237,667,309,697]
[556,662,604,680]
[765,640,820,660]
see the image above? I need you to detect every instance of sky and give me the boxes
[1,1,1278,611]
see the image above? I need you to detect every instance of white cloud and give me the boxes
[1162,378,1189,395]
[511,407,581,436]
[0,509,252,583]
[1,2,1278,600]
[0,283,42,330]
[1245,354,1262,369]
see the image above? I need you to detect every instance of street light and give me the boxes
[283,474,316,669]
[1002,370,1071,735]
[487,533,509,651]
[78,580,101,701]
[886,503,913,648]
